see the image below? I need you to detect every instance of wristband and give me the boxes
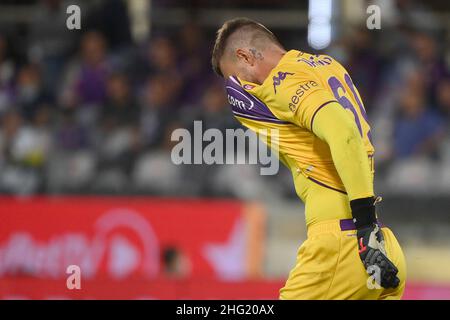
[350,196,377,229]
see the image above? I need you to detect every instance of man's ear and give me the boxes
[236,48,255,66]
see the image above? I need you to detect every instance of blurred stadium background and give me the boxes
[1,0,450,299]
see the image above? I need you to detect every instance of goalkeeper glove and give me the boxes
[350,196,400,289]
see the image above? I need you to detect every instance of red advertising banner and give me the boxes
[2,196,450,300]
[2,277,450,300]
[0,277,283,300]
[0,196,265,297]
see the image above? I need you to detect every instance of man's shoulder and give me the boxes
[225,76,289,124]
[267,50,336,88]
[279,50,346,78]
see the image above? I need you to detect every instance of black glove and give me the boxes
[350,196,400,289]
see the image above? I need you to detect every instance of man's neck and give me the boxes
[254,47,287,84]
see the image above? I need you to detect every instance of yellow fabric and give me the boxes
[279,219,407,300]
[312,102,374,200]
[293,169,351,226]
[235,49,375,197]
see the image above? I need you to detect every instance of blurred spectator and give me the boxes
[86,0,132,51]
[140,74,177,149]
[393,88,445,159]
[76,31,109,105]
[409,32,449,105]
[436,77,450,164]
[133,121,189,195]
[147,36,179,75]
[27,0,79,91]
[128,35,182,100]
[62,31,110,109]
[176,82,238,196]
[0,109,50,166]
[178,22,213,106]
[0,34,15,114]
[345,28,382,110]
[49,109,95,193]
[13,64,51,120]
[395,0,441,31]
[93,122,140,193]
[92,73,141,190]
[0,108,50,194]
[0,110,23,166]
[55,108,90,151]
[101,73,139,127]
[436,77,450,118]
[199,81,236,131]
[26,105,53,166]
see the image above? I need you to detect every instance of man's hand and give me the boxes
[351,197,400,289]
[357,223,400,288]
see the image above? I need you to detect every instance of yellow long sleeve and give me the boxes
[311,102,374,200]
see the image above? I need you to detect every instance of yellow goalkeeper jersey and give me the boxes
[225,49,375,194]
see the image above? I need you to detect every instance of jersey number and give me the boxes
[328,74,372,144]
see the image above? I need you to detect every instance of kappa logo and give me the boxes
[273,71,294,93]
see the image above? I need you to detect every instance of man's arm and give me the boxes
[311,101,373,201]
[311,102,400,288]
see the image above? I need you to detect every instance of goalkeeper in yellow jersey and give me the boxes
[211,18,406,299]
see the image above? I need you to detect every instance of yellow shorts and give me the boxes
[279,219,407,300]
